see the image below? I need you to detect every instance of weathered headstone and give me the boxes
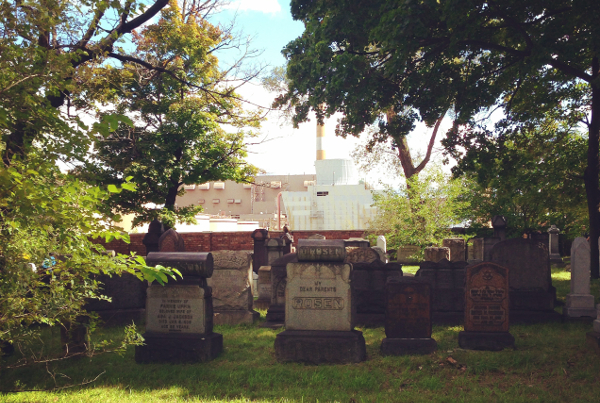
[135,252,222,363]
[490,238,561,323]
[266,238,285,265]
[208,250,259,325]
[275,239,366,363]
[308,234,326,240]
[142,219,165,255]
[264,253,298,326]
[467,238,484,264]
[442,238,466,262]
[251,229,268,273]
[459,262,515,350]
[424,247,450,263]
[416,259,467,324]
[492,215,507,241]
[397,245,420,265]
[344,247,381,264]
[381,277,437,355]
[344,238,370,248]
[372,246,388,264]
[483,237,501,262]
[548,225,565,267]
[377,236,387,252]
[158,228,186,252]
[564,238,596,318]
[254,265,272,310]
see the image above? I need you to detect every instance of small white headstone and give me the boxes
[566,237,596,318]
[377,236,386,252]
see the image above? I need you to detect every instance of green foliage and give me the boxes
[367,165,470,255]
[447,115,588,239]
[80,0,260,226]
[0,160,180,363]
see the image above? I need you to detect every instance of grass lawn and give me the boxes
[2,263,600,402]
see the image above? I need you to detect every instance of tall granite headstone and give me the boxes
[381,277,437,355]
[208,250,259,325]
[416,259,467,324]
[275,239,366,363]
[548,225,565,267]
[490,238,560,322]
[135,252,222,363]
[458,262,514,350]
[251,229,268,274]
[564,238,596,318]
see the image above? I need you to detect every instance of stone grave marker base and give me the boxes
[135,332,223,363]
[214,310,259,326]
[458,331,515,351]
[274,330,366,364]
[563,295,597,319]
[380,338,437,356]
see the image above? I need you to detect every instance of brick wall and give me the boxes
[94,229,367,256]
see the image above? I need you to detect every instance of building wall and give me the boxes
[93,229,366,256]
[176,174,316,217]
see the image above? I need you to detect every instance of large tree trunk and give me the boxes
[585,57,600,278]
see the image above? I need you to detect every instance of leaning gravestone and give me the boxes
[254,266,272,310]
[564,238,596,318]
[459,262,514,350]
[490,238,561,323]
[416,258,467,324]
[275,239,366,363]
[135,252,222,363]
[381,277,437,355]
[208,250,259,325]
[424,247,450,263]
[442,238,466,262]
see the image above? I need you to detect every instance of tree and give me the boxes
[278,0,600,276]
[367,164,470,257]
[80,1,261,227]
[449,115,588,239]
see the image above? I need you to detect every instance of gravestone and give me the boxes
[442,238,466,262]
[344,238,370,248]
[266,238,285,265]
[416,259,467,324]
[264,253,298,326]
[275,239,366,363]
[492,215,507,241]
[490,238,561,323]
[459,262,515,350]
[564,238,596,318]
[308,234,326,240]
[135,252,222,363]
[424,247,450,263]
[344,247,380,264]
[377,236,387,252]
[254,266,272,310]
[251,229,268,273]
[372,246,388,264]
[158,228,186,252]
[483,237,501,261]
[142,219,165,255]
[397,245,420,265]
[548,225,565,267]
[208,250,259,325]
[467,238,484,264]
[381,277,437,355]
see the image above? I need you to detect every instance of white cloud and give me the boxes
[226,0,281,14]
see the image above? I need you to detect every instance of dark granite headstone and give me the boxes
[459,262,514,350]
[490,238,560,323]
[251,229,268,273]
[158,228,186,252]
[381,277,437,355]
[135,252,222,363]
[416,259,467,324]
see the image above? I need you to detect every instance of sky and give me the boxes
[205,1,453,183]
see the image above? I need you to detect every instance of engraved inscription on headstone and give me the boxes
[385,278,431,339]
[285,262,353,331]
[464,263,509,333]
[297,239,346,262]
[146,286,206,334]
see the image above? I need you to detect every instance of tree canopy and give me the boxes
[279,0,600,275]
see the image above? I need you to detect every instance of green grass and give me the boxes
[2,265,600,402]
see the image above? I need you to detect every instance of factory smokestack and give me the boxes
[316,121,326,160]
